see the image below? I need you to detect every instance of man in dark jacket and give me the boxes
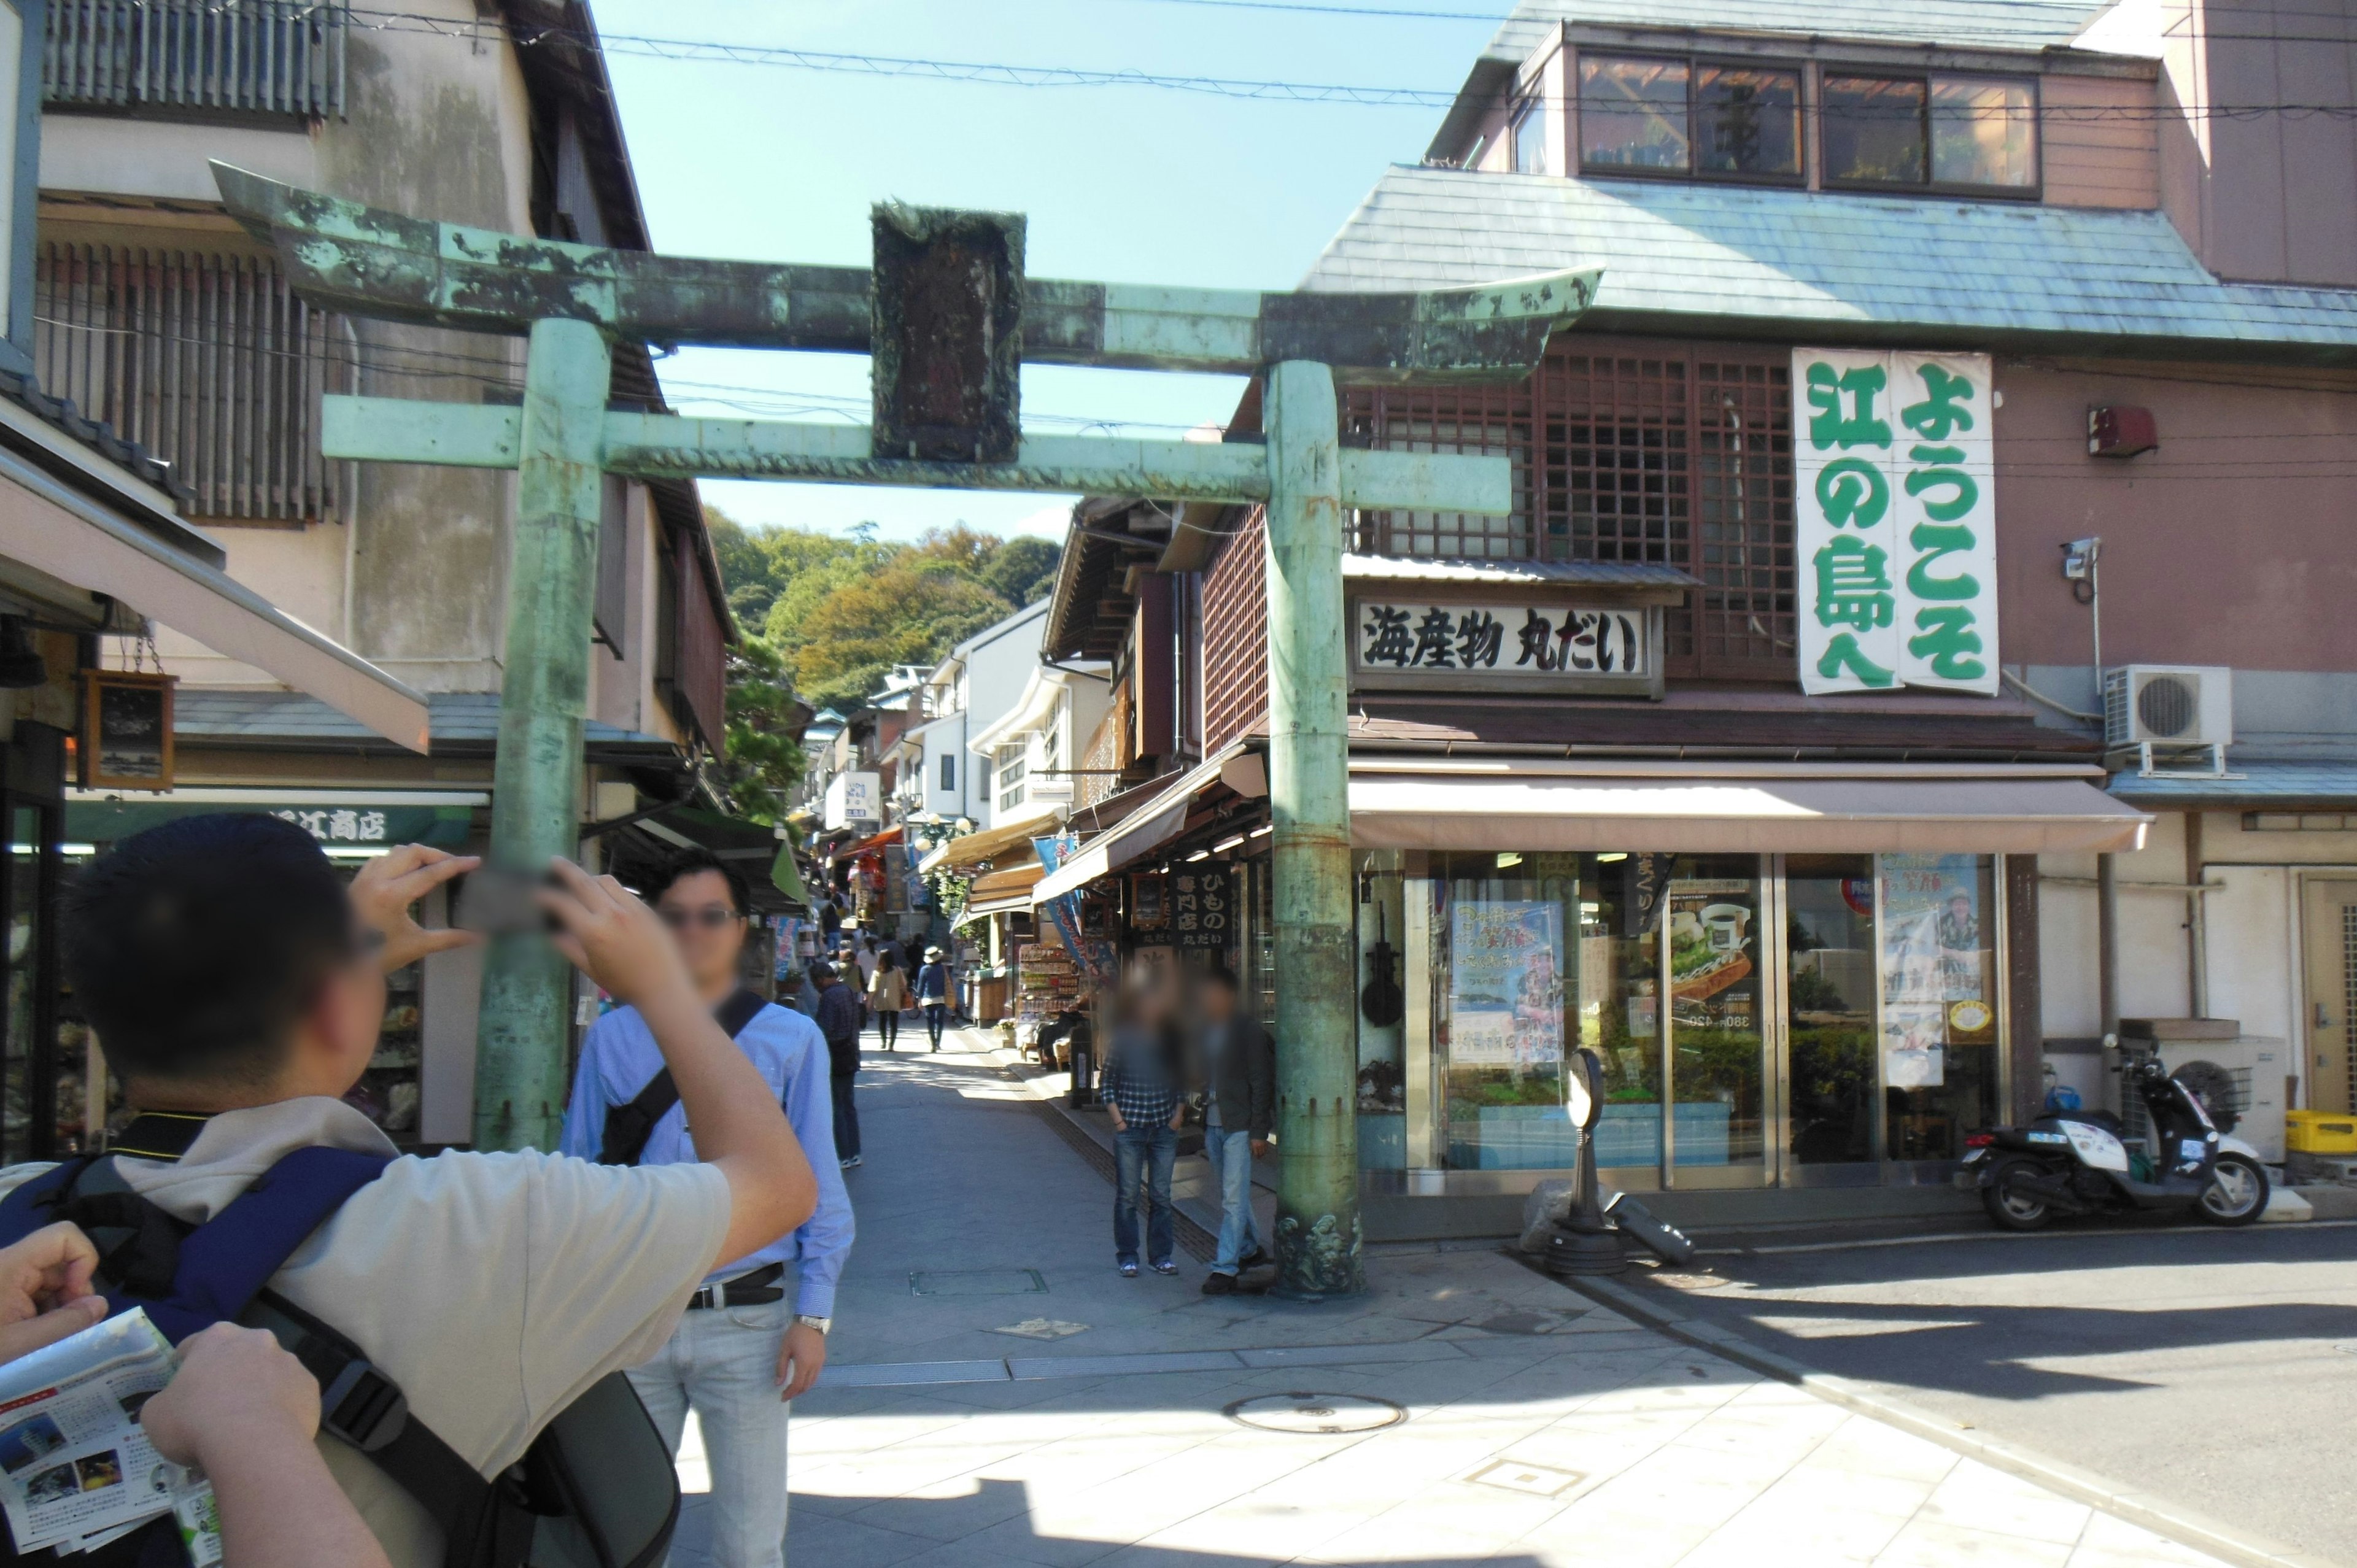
[1194,966,1275,1294]
[812,960,864,1168]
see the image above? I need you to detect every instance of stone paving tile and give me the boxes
[769,1033,2248,1568]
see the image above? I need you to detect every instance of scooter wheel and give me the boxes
[1982,1156,2056,1231]
[2196,1152,2269,1227]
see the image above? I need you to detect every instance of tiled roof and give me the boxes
[1481,0,2111,60]
[174,690,673,749]
[0,368,188,503]
[1303,168,2357,357]
[2108,761,2357,808]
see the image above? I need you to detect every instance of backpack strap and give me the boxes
[597,990,772,1166]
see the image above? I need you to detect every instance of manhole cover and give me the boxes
[909,1269,1047,1297]
[1468,1459,1588,1497]
[1650,1272,1728,1290]
[1225,1392,1405,1435]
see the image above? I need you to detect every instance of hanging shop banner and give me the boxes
[1876,853,1997,1090]
[1032,834,1118,985]
[1447,899,1565,1068]
[1794,349,1999,697]
[1169,862,1235,951]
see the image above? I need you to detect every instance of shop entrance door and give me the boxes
[2301,879,2357,1114]
[1661,856,1774,1189]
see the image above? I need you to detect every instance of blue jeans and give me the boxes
[1204,1117,1261,1274]
[923,1002,948,1048]
[1113,1123,1177,1266]
[629,1297,792,1568]
[830,1072,860,1161]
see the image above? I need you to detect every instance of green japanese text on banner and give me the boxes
[1793,349,1999,697]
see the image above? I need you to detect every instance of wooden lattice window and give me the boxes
[1345,336,1795,680]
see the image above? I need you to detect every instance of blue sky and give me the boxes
[592,0,1500,541]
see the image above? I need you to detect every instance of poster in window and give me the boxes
[1447,900,1565,1067]
[1665,878,1757,1033]
[1877,852,1996,1087]
[80,671,175,792]
[1128,873,1166,932]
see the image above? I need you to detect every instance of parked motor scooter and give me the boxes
[1962,1039,2269,1230]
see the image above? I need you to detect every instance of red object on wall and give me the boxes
[2087,404,2159,458]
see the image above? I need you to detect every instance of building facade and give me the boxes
[1028,0,2357,1233]
[36,0,734,1146]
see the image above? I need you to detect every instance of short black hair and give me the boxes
[1206,964,1241,994]
[64,814,355,1087]
[648,847,749,916]
[808,959,837,981]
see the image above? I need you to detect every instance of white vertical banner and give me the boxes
[1792,349,1999,697]
[1892,352,1999,693]
[1794,348,1903,693]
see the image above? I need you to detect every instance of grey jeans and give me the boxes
[628,1296,792,1568]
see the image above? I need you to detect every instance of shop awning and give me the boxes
[920,816,1048,876]
[1347,761,2151,855]
[0,446,429,751]
[966,860,1045,917]
[837,825,902,860]
[629,807,805,914]
[1031,747,1240,905]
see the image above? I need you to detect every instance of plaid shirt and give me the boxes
[1099,1027,1180,1129]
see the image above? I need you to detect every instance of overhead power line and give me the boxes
[334,8,2357,120]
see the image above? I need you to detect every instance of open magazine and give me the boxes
[0,1310,222,1562]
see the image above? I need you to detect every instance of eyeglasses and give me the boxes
[659,905,741,930]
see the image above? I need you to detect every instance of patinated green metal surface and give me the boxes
[214,163,1596,382]
[319,397,1515,514]
[1263,360,1363,1301]
[474,316,611,1153]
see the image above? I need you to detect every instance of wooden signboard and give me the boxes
[81,671,175,792]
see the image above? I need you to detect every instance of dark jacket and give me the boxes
[915,960,951,1004]
[1200,1015,1275,1140]
[815,979,862,1074]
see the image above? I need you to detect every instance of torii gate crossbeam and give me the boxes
[216,163,1598,1300]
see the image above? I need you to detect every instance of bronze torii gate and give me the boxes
[215,163,1595,1299]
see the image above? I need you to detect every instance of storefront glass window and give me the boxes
[1786,854,1876,1165]
[1436,851,1580,1169]
[1878,853,2002,1159]
[1582,854,1661,1171]
[1664,856,1767,1175]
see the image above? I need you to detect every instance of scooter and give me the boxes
[1962,1040,2269,1230]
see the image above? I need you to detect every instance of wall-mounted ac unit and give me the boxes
[2103,665,2232,776]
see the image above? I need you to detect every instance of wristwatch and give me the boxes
[792,1314,832,1335]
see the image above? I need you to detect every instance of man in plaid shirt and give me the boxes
[1099,994,1185,1278]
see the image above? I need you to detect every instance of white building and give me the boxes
[966,662,1112,835]
[892,599,1053,831]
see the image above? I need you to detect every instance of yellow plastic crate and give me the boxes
[2286,1110,2357,1154]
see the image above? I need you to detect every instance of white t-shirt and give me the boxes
[0,1097,730,1567]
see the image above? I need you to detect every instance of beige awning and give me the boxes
[0,447,428,751]
[919,816,1047,876]
[964,860,1044,917]
[1030,746,1241,905]
[1347,761,2150,855]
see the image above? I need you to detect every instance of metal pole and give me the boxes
[1262,358,1362,1300]
[473,316,612,1152]
[2097,851,2120,1044]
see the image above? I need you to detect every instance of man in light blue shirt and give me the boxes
[562,848,853,1568]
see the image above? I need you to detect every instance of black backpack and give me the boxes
[0,1121,680,1568]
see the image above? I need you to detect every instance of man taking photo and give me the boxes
[562,849,854,1568]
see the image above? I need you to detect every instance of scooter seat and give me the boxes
[2044,1108,2124,1135]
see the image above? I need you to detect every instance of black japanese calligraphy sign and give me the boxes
[1349,597,1654,692]
[1169,861,1235,951]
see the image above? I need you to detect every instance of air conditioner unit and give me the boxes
[2102,665,2232,776]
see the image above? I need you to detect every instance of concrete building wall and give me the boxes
[1991,358,2357,673]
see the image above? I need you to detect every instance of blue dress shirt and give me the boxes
[559,1000,854,1316]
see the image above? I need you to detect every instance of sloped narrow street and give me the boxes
[665,1032,2254,1568]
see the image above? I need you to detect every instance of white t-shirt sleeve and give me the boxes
[519,1153,731,1425]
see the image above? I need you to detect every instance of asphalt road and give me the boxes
[1624,1217,2357,1566]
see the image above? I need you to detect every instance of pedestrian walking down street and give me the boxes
[1101,978,1185,1277]
[867,951,908,1050]
[561,848,852,1568]
[813,960,865,1168]
[1191,967,1274,1295]
[915,945,953,1051]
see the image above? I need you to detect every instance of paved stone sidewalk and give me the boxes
[664,1029,2240,1568]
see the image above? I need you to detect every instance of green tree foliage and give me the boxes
[713,634,805,824]
[708,508,1071,763]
